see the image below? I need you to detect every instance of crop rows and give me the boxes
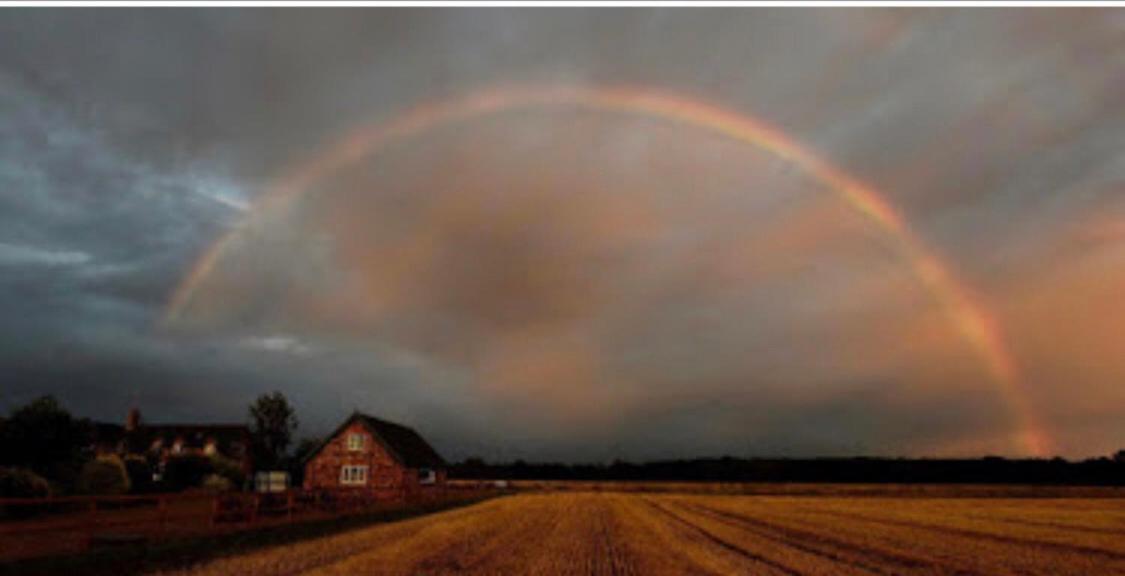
[160,491,1125,575]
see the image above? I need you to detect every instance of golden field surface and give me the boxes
[158,491,1125,575]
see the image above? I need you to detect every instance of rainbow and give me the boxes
[165,85,1049,456]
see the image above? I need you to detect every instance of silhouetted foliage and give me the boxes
[123,455,155,494]
[0,467,51,499]
[77,456,130,495]
[0,396,89,487]
[163,454,214,491]
[450,453,1125,486]
[248,391,298,470]
[210,453,246,488]
[0,467,52,519]
[201,473,234,492]
[287,436,321,486]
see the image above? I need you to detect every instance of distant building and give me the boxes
[303,412,446,495]
[92,408,253,476]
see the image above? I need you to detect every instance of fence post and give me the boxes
[87,498,98,547]
[287,491,295,524]
[158,496,168,536]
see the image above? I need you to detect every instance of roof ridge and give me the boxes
[355,412,415,431]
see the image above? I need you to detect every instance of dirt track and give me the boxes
[159,492,1125,575]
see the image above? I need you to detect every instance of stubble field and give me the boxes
[159,490,1125,575]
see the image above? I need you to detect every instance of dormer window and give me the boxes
[347,433,365,452]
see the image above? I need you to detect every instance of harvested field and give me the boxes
[158,490,1125,575]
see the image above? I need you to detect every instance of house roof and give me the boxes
[306,412,446,469]
[138,424,250,447]
[91,421,250,450]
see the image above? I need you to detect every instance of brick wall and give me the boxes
[303,421,409,492]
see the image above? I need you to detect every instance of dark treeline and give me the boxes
[451,454,1125,486]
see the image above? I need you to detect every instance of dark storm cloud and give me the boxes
[1,9,1122,460]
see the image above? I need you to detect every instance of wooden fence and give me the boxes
[0,484,491,563]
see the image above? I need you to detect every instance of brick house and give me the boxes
[302,412,446,496]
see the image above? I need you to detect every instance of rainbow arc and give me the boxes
[165,85,1049,456]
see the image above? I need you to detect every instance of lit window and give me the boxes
[346,433,365,452]
[340,465,368,485]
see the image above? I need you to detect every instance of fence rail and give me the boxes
[0,484,492,563]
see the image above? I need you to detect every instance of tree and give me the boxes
[1114,450,1125,464]
[0,396,88,485]
[286,436,321,486]
[248,391,298,470]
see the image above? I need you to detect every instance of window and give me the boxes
[340,465,368,485]
[346,433,365,452]
[419,468,437,485]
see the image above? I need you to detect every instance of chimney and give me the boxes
[126,407,141,431]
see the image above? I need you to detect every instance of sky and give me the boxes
[0,9,1123,462]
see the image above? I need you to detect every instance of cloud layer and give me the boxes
[1,9,1122,460]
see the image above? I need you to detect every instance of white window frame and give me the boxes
[346,433,365,452]
[419,468,437,485]
[340,465,368,486]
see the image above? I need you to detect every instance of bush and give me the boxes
[0,467,52,520]
[201,474,233,492]
[210,454,246,489]
[162,454,213,491]
[78,456,130,495]
[123,455,154,494]
[0,467,51,499]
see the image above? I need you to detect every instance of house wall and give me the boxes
[303,421,409,492]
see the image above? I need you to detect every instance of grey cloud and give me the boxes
[0,242,91,267]
[1,9,1122,460]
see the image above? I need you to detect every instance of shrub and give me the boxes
[162,454,213,491]
[210,454,246,489]
[123,455,154,494]
[0,467,51,519]
[0,467,51,498]
[78,456,130,495]
[201,474,233,492]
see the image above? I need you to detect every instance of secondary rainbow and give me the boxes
[165,85,1050,456]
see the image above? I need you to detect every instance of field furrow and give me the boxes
[152,491,1125,576]
[660,497,928,575]
[639,497,806,575]
[682,495,1125,575]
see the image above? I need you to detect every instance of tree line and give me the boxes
[450,453,1125,485]
[0,393,304,499]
